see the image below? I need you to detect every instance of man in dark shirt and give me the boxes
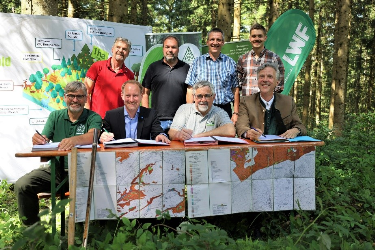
[141,35,190,133]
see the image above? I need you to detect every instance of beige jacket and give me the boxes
[236,93,307,137]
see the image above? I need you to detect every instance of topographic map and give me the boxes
[116,150,185,218]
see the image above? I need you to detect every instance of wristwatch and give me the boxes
[233,112,239,115]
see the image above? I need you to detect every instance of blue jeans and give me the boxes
[160,120,173,134]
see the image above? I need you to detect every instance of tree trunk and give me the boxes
[21,0,59,15]
[232,0,241,41]
[368,21,375,110]
[314,9,323,126]
[130,0,138,24]
[108,0,128,23]
[329,0,351,135]
[268,0,279,29]
[353,45,362,114]
[302,0,315,127]
[211,0,218,31]
[140,0,148,25]
[217,0,233,42]
[99,0,107,20]
[67,0,74,17]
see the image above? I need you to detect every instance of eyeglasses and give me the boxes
[194,94,213,100]
[65,94,86,100]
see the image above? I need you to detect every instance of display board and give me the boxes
[0,13,151,182]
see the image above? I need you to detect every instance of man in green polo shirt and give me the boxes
[14,81,102,226]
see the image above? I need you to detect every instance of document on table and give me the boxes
[94,185,117,220]
[103,138,138,148]
[255,135,289,143]
[74,187,94,223]
[209,183,232,216]
[212,136,249,144]
[135,139,170,146]
[69,152,91,187]
[288,136,321,142]
[208,149,231,183]
[187,184,210,218]
[186,151,208,185]
[68,151,116,221]
[76,144,101,148]
[94,152,116,186]
[255,135,321,143]
[184,137,218,146]
[32,142,59,151]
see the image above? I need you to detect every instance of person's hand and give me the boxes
[58,137,78,151]
[231,113,238,125]
[32,133,49,145]
[175,128,193,141]
[280,128,300,139]
[246,128,263,141]
[155,134,171,144]
[100,132,115,142]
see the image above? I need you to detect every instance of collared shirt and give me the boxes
[260,95,275,111]
[86,57,135,118]
[142,58,189,120]
[185,53,238,105]
[237,48,285,96]
[170,103,232,136]
[42,108,102,168]
[124,107,140,139]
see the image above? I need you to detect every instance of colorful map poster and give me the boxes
[1,13,151,182]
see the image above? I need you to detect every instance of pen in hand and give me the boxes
[250,127,266,138]
[103,128,115,141]
[35,129,48,143]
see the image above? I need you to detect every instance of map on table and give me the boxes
[69,145,316,221]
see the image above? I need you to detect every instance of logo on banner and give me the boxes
[179,43,200,65]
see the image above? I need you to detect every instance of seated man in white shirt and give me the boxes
[168,81,235,141]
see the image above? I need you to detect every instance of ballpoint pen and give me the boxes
[35,129,48,143]
[103,128,115,140]
[251,127,266,137]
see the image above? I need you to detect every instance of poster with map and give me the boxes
[0,13,151,182]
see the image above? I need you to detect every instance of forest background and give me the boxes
[1,0,374,134]
[0,0,374,249]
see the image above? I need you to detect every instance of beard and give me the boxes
[164,54,176,63]
[197,102,209,113]
[68,103,83,113]
[114,52,125,61]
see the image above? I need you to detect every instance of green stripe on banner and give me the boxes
[265,9,316,95]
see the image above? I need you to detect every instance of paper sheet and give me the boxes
[186,151,208,184]
[208,149,231,183]
[187,184,210,218]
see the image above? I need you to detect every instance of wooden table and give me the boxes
[16,139,324,240]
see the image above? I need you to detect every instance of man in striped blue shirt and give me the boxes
[185,28,240,124]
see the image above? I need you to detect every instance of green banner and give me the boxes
[202,40,251,62]
[266,9,316,94]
